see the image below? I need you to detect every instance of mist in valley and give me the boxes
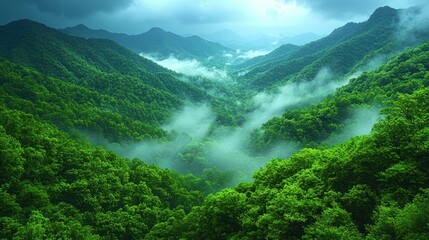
[85,63,377,187]
[141,53,231,81]
[324,107,383,145]
[83,5,429,188]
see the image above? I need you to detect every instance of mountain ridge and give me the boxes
[239,6,405,90]
[61,24,233,61]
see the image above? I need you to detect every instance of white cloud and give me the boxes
[236,49,271,59]
[141,54,230,81]
[163,104,215,140]
[246,67,348,129]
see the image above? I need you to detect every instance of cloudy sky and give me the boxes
[0,0,425,37]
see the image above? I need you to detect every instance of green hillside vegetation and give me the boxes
[257,40,429,148]
[0,20,206,101]
[240,6,406,90]
[0,58,169,141]
[1,70,427,239]
[165,87,429,239]
[0,20,212,142]
[0,106,210,239]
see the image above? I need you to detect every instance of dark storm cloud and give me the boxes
[294,0,386,19]
[0,0,425,36]
[19,0,135,18]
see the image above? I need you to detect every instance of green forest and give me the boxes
[1,4,429,240]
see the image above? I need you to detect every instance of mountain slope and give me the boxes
[61,24,233,61]
[153,41,429,240]
[258,40,429,147]
[0,103,209,239]
[240,6,425,90]
[0,20,206,99]
[0,19,210,141]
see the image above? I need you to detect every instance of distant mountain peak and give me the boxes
[368,6,397,22]
[7,19,43,27]
[147,27,166,34]
[73,24,90,30]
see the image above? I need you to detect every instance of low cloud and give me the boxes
[141,54,230,81]
[397,3,429,44]
[236,49,271,59]
[163,104,215,140]
[325,107,382,145]
[246,67,348,129]
[84,101,299,186]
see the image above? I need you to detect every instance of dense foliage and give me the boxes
[239,6,422,90]
[0,106,208,239]
[159,87,429,239]
[1,6,429,239]
[0,20,211,142]
[258,40,429,147]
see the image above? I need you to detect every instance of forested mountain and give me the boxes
[254,40,429,149]
[1,4,429,240]
[0,104,209,239]
[1,39,428,238]
[0,19,207,142]
[61,24,233,61]
[240,6,428,90]
[170,86,429,239]
[202,30,320,50]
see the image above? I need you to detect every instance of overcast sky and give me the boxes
[0,0,426,37]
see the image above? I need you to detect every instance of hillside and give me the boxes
[0,19,208,142]
[61,24,233,61]
[255,40,429,149]
[239,6,427,90]
[1,39,428,238]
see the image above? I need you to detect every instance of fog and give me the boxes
[85,99,299,186]
[246,67,348,129]
[141,54,230,81]
[163,104,215,140]
[324,107,382,145]
[235,49,271,60]
[83,65,366,187]
[397,4,429,43]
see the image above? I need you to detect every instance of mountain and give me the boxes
[61,24,233,61]
[157,37,429,240]
[240,6,429,90]
[258,40,429,148]
[2,35,428,239]
[0,19,207,142]
[203,30,321,50]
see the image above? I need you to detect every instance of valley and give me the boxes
[1,3,429,239]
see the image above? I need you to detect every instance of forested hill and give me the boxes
[254,40,429,149]
[0,19,205,100]
[61,24,233,61]
[151,41,429,239]
[1,39,428,239]
[240,6,428,90]
[0,19,207,142]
